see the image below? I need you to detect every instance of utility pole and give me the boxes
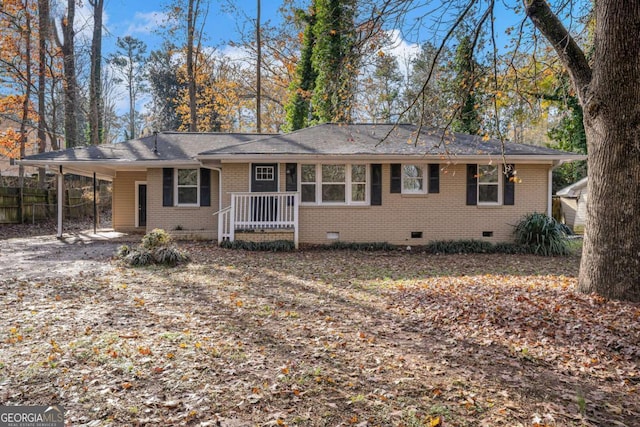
[256,0,262,133]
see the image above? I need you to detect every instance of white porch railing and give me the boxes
[214,192,299,248]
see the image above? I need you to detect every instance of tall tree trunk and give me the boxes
[186,0,198,132]
[89,0,104,144]
[129,66,135,139]
[527,0,640,301]
[37,0,50,187]
[256,0,261,133]
[18,8,33,195]
[578,1,640,302]
[59,0,78,148]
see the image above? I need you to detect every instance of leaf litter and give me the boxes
[0,238,638,426]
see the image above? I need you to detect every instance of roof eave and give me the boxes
[198,153,587,163]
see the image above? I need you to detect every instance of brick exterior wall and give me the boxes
[112,171,147,232]
[111,162,551,244]
[295,163,548,245]
[145,168,220,234]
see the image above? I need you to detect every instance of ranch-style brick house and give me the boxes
[18,123,585,247]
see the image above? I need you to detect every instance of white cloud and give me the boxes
[221,45,252,62]
[73,2,110,42]
[381,29,421,79]
[126,11,171,36]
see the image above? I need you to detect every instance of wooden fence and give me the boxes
[0,186,110,224]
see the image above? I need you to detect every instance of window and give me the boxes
[300,164,368,205]
[478,164,500,204]
[402,165,426,194]
[322,164,346,203]
[176,168,199,205]
[255,166,274,181]
[351,165,367,202]
[301,164,316,203]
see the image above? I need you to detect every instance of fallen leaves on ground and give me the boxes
[0,242,638,427]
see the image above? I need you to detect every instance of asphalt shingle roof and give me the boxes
[22,124,578,163]
[22,132,267,162]
[199,123,571,157]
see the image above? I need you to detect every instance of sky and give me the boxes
[72,0,425,114]
[68,0,527,115]
[77,0,297,58]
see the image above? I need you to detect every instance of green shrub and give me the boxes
[425,239,494,254]
[513,212,570,256]
[141,228,172,250]
[220,240,295,252]
[125,248,155,266]
[492,242,531,254]
[116,229,190,267]
[324,241,396,251]
[116,244,131,257]
[154,245,190,266]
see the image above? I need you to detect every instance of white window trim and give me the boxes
[299,163,370,206]
[477,164,502,206]
[255,166,275,181]
[401,164,428,194]
[174,168,200,207]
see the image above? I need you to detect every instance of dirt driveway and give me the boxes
[0,230,131,280]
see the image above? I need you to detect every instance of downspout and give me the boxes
[57,165,63,238]
[93,172,97,234]
[548,167,553,217]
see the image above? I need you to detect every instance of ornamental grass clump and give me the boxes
[117,229,190,267]
[513,212,570,256]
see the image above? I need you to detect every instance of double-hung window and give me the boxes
[402,164,426,194]
[300,164,368,205]
[301,164,317,203]
[477,164,500,204]
[321,164,346,203]
[175,168,199,206]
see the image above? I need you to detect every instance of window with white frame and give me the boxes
[255,166,274,181]
[478,164,500,204]
[351,164,367,202]
[402,164,426,194]
[301,164,317,203]
[176,168,199,205]
[322,164,346,203]
[300,164,368,205]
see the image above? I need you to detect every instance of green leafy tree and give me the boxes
[450,35,482,134]
[403,42,452,127]
[363,52,403,123]
[311,0,358,123]
[145,43,184,132]
[284,8,318,131]
[108,36,148,140]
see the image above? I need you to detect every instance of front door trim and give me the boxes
[135,181,147,228]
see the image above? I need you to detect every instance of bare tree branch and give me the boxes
[524,0,591,104]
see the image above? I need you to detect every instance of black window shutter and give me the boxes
[371,164,382,205]
[390,164,401,193]
[428,164,440,194]
[503,164,515,205]
[466,164,478,206]
[200,168,211,207]
[285,163,297,192]
[162,168,173,207]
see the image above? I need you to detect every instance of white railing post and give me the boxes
[225,192,299,247]
[229,195,236,242]
[293,193,299,249]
